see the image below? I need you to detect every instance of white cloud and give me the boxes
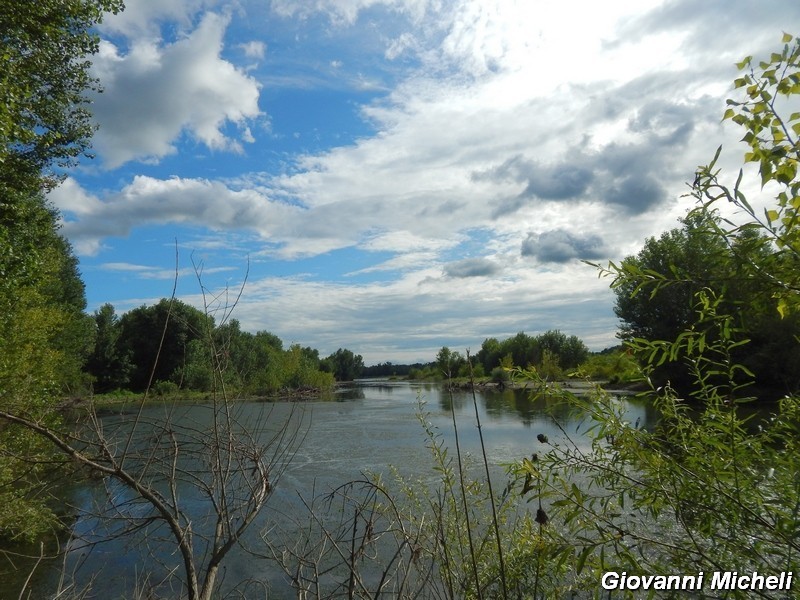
[202,259,617,362]
[98,262,238,280]
[99,0,221,38]
[268,0,432,26]
[59,0,800,361]
[56,176,301,255]
[91,12,261,168]
[100,262,156,272]
[240,40,267,59]
[48,177,103,216]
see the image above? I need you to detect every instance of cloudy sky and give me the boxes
[49,0,800,364]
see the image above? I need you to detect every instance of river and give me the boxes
[4,380,653,598]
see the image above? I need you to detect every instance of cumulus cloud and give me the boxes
[98,0,221,38]
[598,174,665,215]
[443,258,501,278]
[239,41,267,59]
[91,12,261,168]
[53,176,300,255]
[57,0,800,361]
[477,156,594,201]
[521,230,608,264]
[225,261,617,363]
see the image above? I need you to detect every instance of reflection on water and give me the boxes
[5,380,651,599]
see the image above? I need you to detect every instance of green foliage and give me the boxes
[85,303,132,393]
[0,189,91,541]
[387,403,549,598]
[116,299,211,391]
[152,379,180,397]
[435,346,466,377]
[0,0,117,542]
[173,319,333,395]
[490,366,510,385]
[476,331,588,377]
[605,194,798,395]
[536,348,562,381]
[512,298,800,597]
[503,34,800,597]
[577,348,639,384]
[321,347,365,381]
[704,35,800,319]
[0,0,123,191]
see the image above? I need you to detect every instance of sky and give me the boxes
[48,0,800,364]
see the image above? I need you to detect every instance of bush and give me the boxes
[153,380,179,396]
[578,350,639,383]
[490,366,509,385]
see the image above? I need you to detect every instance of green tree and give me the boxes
[504,332,537,368]
[117,299,211,392]
[613,212,731,342]
[85,303,131,392]
[477,337,502,373]
[322,348,365,382]
[536,330,589,370]
[434,346,466,378]
[611,211,799,394]
[0,189,93,539]
[0,0,123,191]
[0,0,120,541]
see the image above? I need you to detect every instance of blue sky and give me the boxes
[49,0,800,364]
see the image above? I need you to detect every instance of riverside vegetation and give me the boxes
[1,2,799,596]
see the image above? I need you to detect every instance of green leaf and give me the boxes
[576,545,592,575]
[777,297,789,318]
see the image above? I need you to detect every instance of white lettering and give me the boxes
[604,571,792,592]
[601,572,619,590]
[712,571,733,589]
[682,573,703,590]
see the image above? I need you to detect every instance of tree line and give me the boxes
[359,330,591,382]
[86,299,367,395]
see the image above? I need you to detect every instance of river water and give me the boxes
[5,380,653,598]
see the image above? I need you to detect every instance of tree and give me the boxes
[0,0,119,541]
[613,212,732,342]
[85,303,132,392]
[536,330,589,370]
[0,0,123,191]
[322,348,365,382]
[477,337,503,373]
[611,210,800,394]
[117,299,212,392]
[0,0,122,400]
[0,188,93,539]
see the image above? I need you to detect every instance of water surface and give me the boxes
[5,380,651,598]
